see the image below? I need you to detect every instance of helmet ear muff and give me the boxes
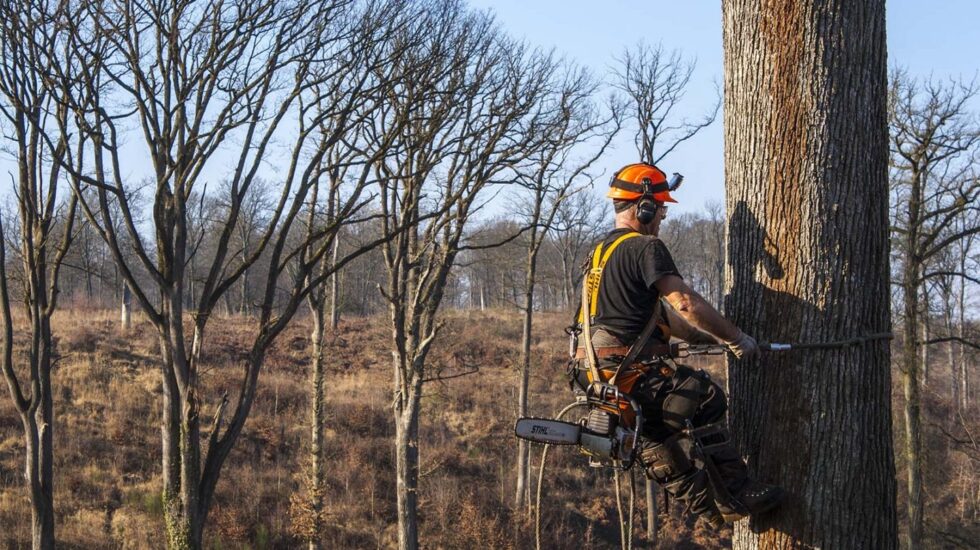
[635,176,658,224]
[636,199,657,224]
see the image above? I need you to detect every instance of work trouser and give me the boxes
[573,326,748,519]
[630,365,748,518]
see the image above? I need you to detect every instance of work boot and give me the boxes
[717,480,785,522]
[736,480,784,515]
[662,468,718,519]
[697,438,784,521]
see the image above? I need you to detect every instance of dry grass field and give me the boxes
[0,309,975,548]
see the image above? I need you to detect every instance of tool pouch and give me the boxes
[640,432,693,482]
[661,367,711,431]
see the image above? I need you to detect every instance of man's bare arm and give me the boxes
[664,306,720,345]
[655,274,741,342]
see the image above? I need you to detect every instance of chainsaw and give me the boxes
[515,381,644,470]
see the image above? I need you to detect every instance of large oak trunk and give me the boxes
[722,0,897,547]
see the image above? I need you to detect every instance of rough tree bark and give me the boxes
[723,0,897,548]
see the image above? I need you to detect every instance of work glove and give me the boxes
[726,331,760,359]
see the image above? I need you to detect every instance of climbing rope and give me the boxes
[612,469,636,550]
[761,331,893,351]
[614,471,625,549]
[535,401,588,550]
[677,331,894,357]
[536,399,639,550]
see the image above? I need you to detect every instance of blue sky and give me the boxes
[468,0,980,214]
[1,2,976,217]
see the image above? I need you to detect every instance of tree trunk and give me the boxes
[395,375,422,550]
[920,295,929,386]
[162,399,205,549]
[120,285,132,330]
[33,323,55,550]
[240,270,249,316]
[515,256,536,510]
[329,237,341,331]
[308,304,326,550]
[722,0,897,548]
[560,255,571,309]
[944,286,957,407]
[158,333,206,549]
[957,258,968,411]
[901,275,924,550]
[23,406,55,550]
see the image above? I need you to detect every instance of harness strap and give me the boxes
[580,265,601,384]
[574,343,673,359]
[579,232,641,385]
[578,231,641,324]
[610,178,670,195]
[609,298,663,386]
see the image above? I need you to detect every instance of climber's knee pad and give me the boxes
[661,367,711,431]
[688,420,734,454]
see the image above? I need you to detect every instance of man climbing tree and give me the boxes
[569,162,784,528]
[723,0,897,547]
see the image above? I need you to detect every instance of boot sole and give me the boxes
[722,512,746,523]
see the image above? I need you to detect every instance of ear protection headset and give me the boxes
[635,177,660,224]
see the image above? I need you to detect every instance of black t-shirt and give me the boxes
[589,228,681,343]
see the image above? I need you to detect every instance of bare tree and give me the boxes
[549,190,609,309]
[612,42,719,163]
[295,26,416,539]
[0,1,82,546]
[952,226,978,411]
[659,203,726,308]
[221,178,273,316]
[724,0,897,548]
[50,1,409,546]
[511,67,619,510]
[888,70,980,549]
[366,3,557,546]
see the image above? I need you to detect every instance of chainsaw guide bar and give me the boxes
[514,417,582,446]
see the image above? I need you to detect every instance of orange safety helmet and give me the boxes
[606,163,678,203]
